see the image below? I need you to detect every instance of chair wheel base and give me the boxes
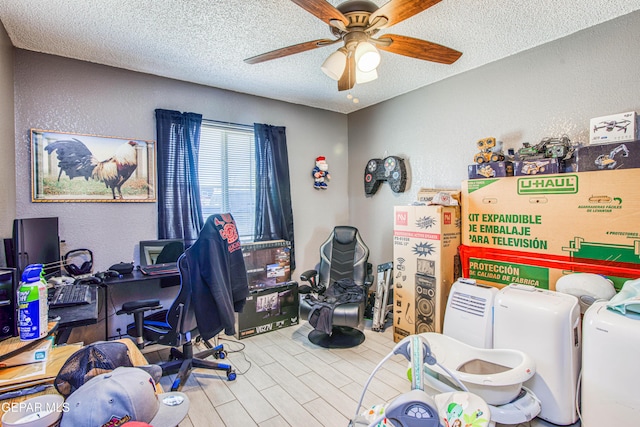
[308,326,365,348]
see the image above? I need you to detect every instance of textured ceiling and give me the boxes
[1,0,639,114]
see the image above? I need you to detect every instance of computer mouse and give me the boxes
[76,276,103,285]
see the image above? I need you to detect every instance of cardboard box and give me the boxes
[459,244,640,291]
[0,338,51,368]
[468,161,513,179]
[393,205,461,342]
[574,140,640,172]
[416,188,461,205]
[590,111,637,144]
[236,282,298,339]
[461,169,640,289]
[513,158,561,176]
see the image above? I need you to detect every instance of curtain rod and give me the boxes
[204,118,253,130]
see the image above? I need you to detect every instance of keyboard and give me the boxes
[139,262,179,276]
[49,284,92,308]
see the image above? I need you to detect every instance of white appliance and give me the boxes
[440,279,541,426]
[555,272,616,313]
[494,284,581,425]
[582,301,640,425]
[443,278,498,348]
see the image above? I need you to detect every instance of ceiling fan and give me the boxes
[244,0,462,92]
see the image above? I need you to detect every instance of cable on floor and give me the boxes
[217,337,252,375]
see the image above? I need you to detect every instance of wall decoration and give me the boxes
[31,129,156,203]
[312,156,331,190]
[364,156,408,195]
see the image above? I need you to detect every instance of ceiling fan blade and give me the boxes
[290,0,349,26]
[338,54,356,91]
[244,39,337,64]
[369,0,442,28]
[376,34,462,64]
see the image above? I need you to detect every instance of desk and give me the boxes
[49,285,99,344]
[0,323,58,364]
[102,269,180,288]
[0,339,155,423]
[101,269,180,340]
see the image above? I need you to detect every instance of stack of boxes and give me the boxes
[392,198,461,342]
[461,169,640,291]
[235,240,298,339]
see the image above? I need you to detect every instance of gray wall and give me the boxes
[347,11,640,268]
[0,22,15,245]
[13,51,349,275]
[12,51,349,336]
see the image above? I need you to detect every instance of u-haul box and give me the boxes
[461,169,640,290]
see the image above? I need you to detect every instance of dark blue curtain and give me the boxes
[254,123,296,270]
[155,109,204,246]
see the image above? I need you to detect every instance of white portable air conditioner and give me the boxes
[494,284,581,425]
[582,301,640,425]
[443,278,498,348]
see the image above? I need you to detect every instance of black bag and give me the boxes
[108,262,134,275]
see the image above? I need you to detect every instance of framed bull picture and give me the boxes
[31,129,157,203]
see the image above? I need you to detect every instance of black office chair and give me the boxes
[117,252,236,391]
[299,226,373,348]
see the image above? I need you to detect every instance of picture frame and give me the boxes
[31,129,157,203]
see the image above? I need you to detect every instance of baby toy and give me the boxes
[313,156,330,190]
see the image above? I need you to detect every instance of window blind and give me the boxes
[199,120,255,241]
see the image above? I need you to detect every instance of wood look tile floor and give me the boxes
[143,322,575,427]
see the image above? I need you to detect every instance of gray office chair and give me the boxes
[299,226,373,348]
[117,254,235,391]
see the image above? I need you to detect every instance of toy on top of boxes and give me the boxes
[512,135,578,175]
[468,110,640,179]
[575,110,640,172]
[590,111,637,145]
[467,135,582,179]
[468,137,513,180]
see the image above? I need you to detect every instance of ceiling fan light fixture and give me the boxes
[355,67,378,84]
[321,48,347,81]
[355,41,380,73]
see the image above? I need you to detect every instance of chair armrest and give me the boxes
[299,269,323,294]
[299,269,317,283]
[117,299,162,315]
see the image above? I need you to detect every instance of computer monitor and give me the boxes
[139,239,184,266]
[12,217,61,278]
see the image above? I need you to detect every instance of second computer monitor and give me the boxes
[139,239,185,266]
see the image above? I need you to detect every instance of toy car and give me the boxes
[521,160,550,175]
[477,164,496,178]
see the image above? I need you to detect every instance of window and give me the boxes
[198,120,255,241]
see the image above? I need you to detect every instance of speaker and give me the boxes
[415,274,436,333]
